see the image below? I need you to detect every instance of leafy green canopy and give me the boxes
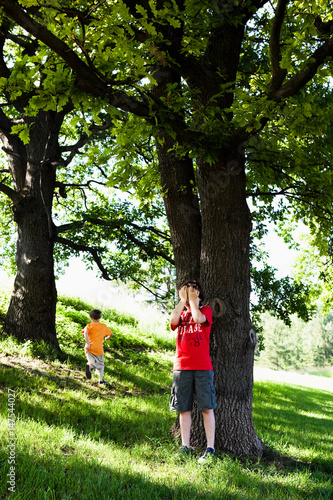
[0,17,173,303]
[0,0,333,318]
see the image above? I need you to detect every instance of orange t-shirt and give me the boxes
[84,322,112,355]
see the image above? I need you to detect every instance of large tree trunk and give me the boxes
[170,16,265,455]
[194,155,263,455]
[169,152,264,456]
[4,189,58,348]
[1,111,62,349]
[152,55,264,455]
[152,65,202,284]
[156,131,201,283]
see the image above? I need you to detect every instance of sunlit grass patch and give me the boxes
[253,381,333,467]
[1,361,332,499]
[0,289,332,499]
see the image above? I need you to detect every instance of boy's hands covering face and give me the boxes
[188,285,199,302]
[179,285,188,302]
[179,284,199,303]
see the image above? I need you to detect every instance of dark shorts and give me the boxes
[170,370,217,412]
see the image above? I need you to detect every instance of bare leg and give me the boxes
[202,409,215,450]
[98,364,104,382]
[179,411,192,448]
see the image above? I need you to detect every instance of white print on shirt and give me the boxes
[177,316,203,347]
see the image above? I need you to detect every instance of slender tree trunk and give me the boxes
[2,111,62,349]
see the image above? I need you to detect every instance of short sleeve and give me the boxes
[201,306,213,326]
[104,325,112,336]
[170,315,182,331]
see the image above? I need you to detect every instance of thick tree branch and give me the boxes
[4,31,38,56]
[269,0,289,93]
[314,16,333,36]
[59,134,89,166]
[0,108,13,133]
[55,235,112,280]
[57,217,170,241]
[1,145,65,169]
[0,24,10,79]
[0,179,19,202]
[56,216,173,264]
[153,0,267,90]
[273,38,333,101]
[232,35,333,146]
[0,0,152,116]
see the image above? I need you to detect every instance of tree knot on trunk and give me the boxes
[249,328,256,346]
[211,297,226,317]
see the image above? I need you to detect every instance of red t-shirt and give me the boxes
[171,305,213,370]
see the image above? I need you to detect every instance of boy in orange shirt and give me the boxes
[84,309,113,384]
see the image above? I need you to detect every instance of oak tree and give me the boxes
[0,19,172,348]
[1,0,333,456]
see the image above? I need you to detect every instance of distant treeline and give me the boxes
[256,309,333,370]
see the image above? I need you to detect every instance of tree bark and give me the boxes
[1,111,62,350]
[152,65,202,285]
[194,154,263,455]
[156,131,202,284]
[169,151,264,456]
[152,49,264,455]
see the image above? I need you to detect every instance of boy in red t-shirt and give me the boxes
[84,309,113,385]
[170,281,216,463]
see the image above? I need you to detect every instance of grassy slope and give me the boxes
[0,290,332,500]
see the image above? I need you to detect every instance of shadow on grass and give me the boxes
[0,338,172,397]
[0,362,171,447]
[105,351,172,396]
[1,364,333,499]
[0,448,233,500]
[1,439,332,500]
[253,381,333,473]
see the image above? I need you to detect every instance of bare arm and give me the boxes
[170,286,187,326]
[84,327,91,349]
[188,287,207,324]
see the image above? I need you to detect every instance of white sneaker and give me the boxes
[198,447,215,464]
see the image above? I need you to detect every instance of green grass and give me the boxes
[305,367,333,378]
[0,290,332,499]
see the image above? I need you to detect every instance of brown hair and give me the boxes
[180,280,205,302]
[89,309,102,320]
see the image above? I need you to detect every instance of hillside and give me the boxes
[0,291,332,500]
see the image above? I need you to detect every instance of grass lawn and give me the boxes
[0,291,332,499]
